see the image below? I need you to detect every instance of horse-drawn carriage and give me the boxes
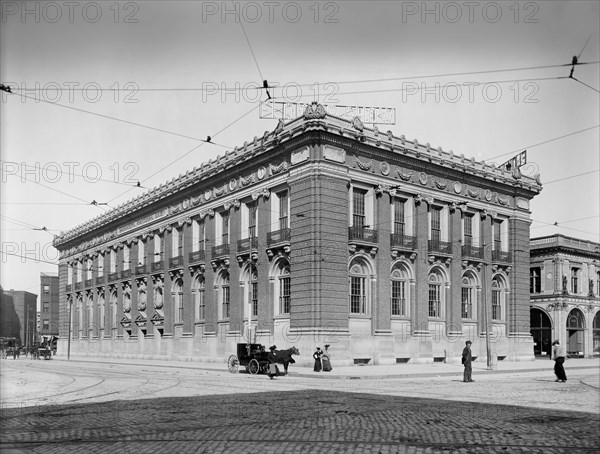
[0,337,20,359]
[227,343,299,375]
[37,336,58,360]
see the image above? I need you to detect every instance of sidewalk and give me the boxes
[56,355,600,380]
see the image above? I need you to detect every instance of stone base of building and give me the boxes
[57,329,535,365]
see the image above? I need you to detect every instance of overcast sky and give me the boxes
[1,0,599,298]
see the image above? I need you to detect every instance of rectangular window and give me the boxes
[67,264,73,285]
[461,287,472,319]
[197,290,205,321]
[222,212,230,245]
[43,320,50,330]
[251,282,258,317]
[137,241,145,266]
[463,214,473,246]
[391,280,405,316]
[493,220,502,251]
[123,246,130,270]
[109,252,116,273]
[153,236,161,262]
[492,289,501,320]
[223,286,230,319]
[530,267,541,293]
[248,203,257,238]
[43,285,50,294]
[280,277,291,314]
[97,254,104,276]
[350,276,366,314]
[278,190,289,230]
[428,284,441,317]
[197,219,205,251]
[178,228,184,257]
[352,189,366,228]
[176,293,184,324]
[43,302,50,313]
[431,207,441,243]
[571,268,579,294]
[76,261,83,282]
[393,198,405,236]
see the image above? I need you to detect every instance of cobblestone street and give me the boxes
[1,359,599,453]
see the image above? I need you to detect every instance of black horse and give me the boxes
[272,346,300,373]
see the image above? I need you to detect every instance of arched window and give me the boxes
[217,270,230,319]
[349,260,370,315]
[428,272,443,318]
[567,309,585,329]
[390,264,409,317]
[98,293,105,331]
[491,277,505,321]
[76,294,83,333]
[87,292,94,333]
[192,274,205,321]
[110,291,118,329]
[272,259,290,315]
[172,278,183,324]
[593,312,600,356]
[461,273,477,320]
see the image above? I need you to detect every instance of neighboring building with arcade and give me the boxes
[53,103,542,365]
[530,234,600,358]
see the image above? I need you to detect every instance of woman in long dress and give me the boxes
[322,345,332,372]
[313,347,322,372]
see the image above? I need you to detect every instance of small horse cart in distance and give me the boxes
[227,343,299,376]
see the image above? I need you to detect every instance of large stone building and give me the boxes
[40,272,60,336]
[53,103,542,365]
[529,234,600,358]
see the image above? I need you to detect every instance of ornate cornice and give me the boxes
[54,102,541,253]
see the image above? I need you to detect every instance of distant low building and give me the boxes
[2,288,37,347]
[0,286,20,341]
[40,272,60,336]
[530,235,600,358]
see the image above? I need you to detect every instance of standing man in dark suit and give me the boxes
[462,340,474,382]
[552,340,567,382]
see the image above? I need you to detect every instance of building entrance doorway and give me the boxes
[530,308,552,357]
[593,312,600,357]
[567,308,585,358]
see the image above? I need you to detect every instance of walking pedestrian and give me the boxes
[462,340,474,382]
[551,340,567,382]
[322,344,332,372]
[267,345,278,380]
[313,347,323,372]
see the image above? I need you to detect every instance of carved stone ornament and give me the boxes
[257,166,267,180]
[354,155,373,171]
[251,188,270,201]
[485,189,493,202]
[229,178,237,191]
[269,161,288,175]
[467,187,480,198]
[419,172,428,185]
[240,174,254,187]
[380,161,390,176]
[274,118,285,135]
[303,102,327,119]
[214,185,226,197]
[398,169,413,182]
[434,178,447,190]
[373,125,379,137]
[453,181,462,194]
[496,195,509,206]
[351,116,364,132]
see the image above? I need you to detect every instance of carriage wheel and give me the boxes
[227,355,239,374]
[248,359,260,374]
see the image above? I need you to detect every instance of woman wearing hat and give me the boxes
[313,347,323,372]
[322,345,332,372]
